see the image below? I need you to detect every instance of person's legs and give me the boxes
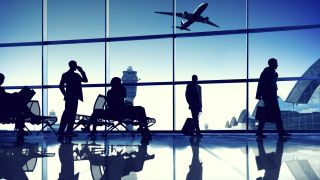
[191,109,201,135]
[65,99,78,135]
[270,100,288,137]
[256,118,266,136]
[58,101,69,136]
[131,106,151,137]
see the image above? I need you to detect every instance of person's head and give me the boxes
[192,75,198,83]
[110,77,122,88]
[69,60,78,71]
[0,73,4,86]
[268,58,278,70]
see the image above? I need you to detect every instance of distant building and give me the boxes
[227,58,320,130]
[122,66,139,131]
[122,66,139,104]
[49,110,60,131]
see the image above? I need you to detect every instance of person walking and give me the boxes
[256,58,291,139]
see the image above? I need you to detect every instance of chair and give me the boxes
[73,94,112,131]
[26,100,58,135]
[73,94,156,136]
[0,100,57,135]
[105,105,156,137]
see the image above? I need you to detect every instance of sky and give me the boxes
[1,0,320,130]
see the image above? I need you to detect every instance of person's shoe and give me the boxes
[66,132,78,137]
[196,133,203,137]
[17,130,28,137]
[279,133,291,138]
[81,126,90,132]
[88,133,96,138]
[142,131,152,139]
[256,134,266,139]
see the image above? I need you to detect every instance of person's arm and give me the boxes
[199,85,202,111]
[77,66,88,83]
[59,74,66,98]
[185,85,191,104]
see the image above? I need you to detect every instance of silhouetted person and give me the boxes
[58,60,88,139]
[255,139,285,180]
[0,142,28,180]
[0,142,53,180]
[122,140,155,176]
[0,73,35,137]
[58,141,79,180]
[256,58,290,138]
[186,137,202,180]
[87,77,152,138]
[186,75,202,137]
[95,142,154,180]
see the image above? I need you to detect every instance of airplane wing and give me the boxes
[155,11,193,20]
[196,16,219,28]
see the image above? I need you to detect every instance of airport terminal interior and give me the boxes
[1,0,320,179]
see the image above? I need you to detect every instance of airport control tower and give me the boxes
[122,66,139,104]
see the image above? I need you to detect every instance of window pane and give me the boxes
[47,43,105,85]
[109,39,172,83]
[249,81,320,131]
[109,0,172,37]
[0,47,42,86]
[134,85,173,131]
[176,35,246,81]
[250,0,320,28]
[48,0,105,40]
[175,83,246,130]
[0,0,42,43]
[176,0,246,33]
[249,29,320,78]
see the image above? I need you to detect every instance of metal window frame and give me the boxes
[1,0,320,133]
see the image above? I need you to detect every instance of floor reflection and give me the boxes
[255,138,284,180]
[0,133,319,180]
[0,140,55,180]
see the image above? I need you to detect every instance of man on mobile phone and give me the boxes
[58,60,88,140]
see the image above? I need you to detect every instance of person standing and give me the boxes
[256,58,291,138]
[185,75,202,137]
[58,60,88,139]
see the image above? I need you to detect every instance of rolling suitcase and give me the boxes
[182,118,195,136]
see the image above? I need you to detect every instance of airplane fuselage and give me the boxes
[181,2,208,29]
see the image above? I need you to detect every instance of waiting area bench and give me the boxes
[0,100,58,135]
[73,94,156,136]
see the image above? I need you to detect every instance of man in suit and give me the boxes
[185,75,202,137]
[256,58,290,138]
[58,60,88,139]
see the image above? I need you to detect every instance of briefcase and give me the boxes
[18,87,36,105]
[255,106,275,123]
[255,106,264,120]
[182,118,195,136]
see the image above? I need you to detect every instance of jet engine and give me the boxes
[183,11,189,18]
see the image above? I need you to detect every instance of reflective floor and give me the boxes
[0,133,319,180]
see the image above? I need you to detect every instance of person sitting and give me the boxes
[86,77,152,138]
[0,73,36,137]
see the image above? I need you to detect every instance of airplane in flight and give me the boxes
[155,2,219,31]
